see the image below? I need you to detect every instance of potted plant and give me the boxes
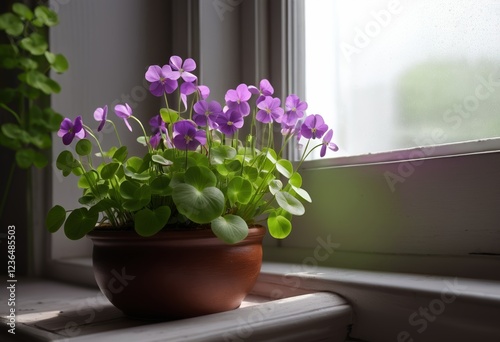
[0,2,67,273]
[45,55,339,319]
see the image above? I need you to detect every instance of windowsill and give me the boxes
[0,274,351,342]
[3,262,500,341]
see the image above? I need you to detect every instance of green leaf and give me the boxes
[101,162,120,180]
[13,3,34,20]
[159,108,179,123]
[46,205,66,233]
[135,206,171,237]
[275,191,305,216]
[276,159,293,178]
[51,53,69,73]
[56,150,78,176]
[0,13,23,36]
[211,145,237,164]
[172,184,224,224]
[44,51,56,63]
[289,172,302,188]
[211,215,248,244]
[111,145,127,162]
[227,176,253,206]
[122,185,151,211]
[15,148,35,168]
[120,180,139,199]
[75,139,92,156]
[123,165,150,181]
[19,33,48,55]
[151,154,173,166]
[1,123,30,143]
[24,70,61,94]
[126,156,143,172]
[34,6,58,26]
[64,208,99,240]
[267,212,292,239]
[150,174,172,196]
[291,185,312,203]
[33,151,48,168]
[78,171,99,189]
[19,57,38,70]
[30,133,51,149]
[269,179,283,196]
[184,165,217,190]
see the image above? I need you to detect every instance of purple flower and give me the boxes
[114,103,133,132]
[281,119,302,136]
[300,114,328,140]
[149,115,167,135]
[145,65,178,96]
[93,105,107,132]
[197,85,210,100]
[172,120,206,151]
[256,96,284,123]
[215,109,244,136]
[180,82,197,110]
[57,116,86,145]
[169,56,197,83]
[320,129,339,157]
[283,95,307,126]
[248,79,274,104]
[193,100,222,128]
[225,84,251,116]
[150,133,162,149]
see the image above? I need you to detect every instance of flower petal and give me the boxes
[182,58,196,72]
[169,55,183,70]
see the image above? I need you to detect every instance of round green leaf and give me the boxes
[44,51,56,64]
[78,171,98,189]
[291,185,312,203]
[172,184,224,224]
[13,3,34,20]
[112,146,128,162]
[101,162,120,179]
[56,150,77,176]
[52,54,69,73]
[120,180,139,199]
[46,205,66,233]
[75,139,92,156]
[122,185,151,211]
[159,108,179,123]
[135,206,171,237]
[211,215,249,244]
[276,159,293,178]
[227,176,253,205]
[19,33,48,55]
[64,208,99,240]
[275,191,305,216]
[33,151,48,168]
[184,165,217,190]
[289,172,302,188]
[269,179,283,196]
[15,148,35,169]
[211,145,237,164]
[34,6,58,26]
[152,154,173,166]
[150,174,172,196]
[267,212,292,239]
[0,13,23,36]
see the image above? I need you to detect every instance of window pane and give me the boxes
[305,0,500,158]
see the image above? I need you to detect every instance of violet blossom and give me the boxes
[225,84,251,116]
[283,95,307,126]
[300,114,328,140]
[58,116,86,145]
[256,96,284,124]
[93,105,108,132]
[320,129,339,157]
[169,56,197,83]
[193,100,222,128]
[248,79,274,104]
[172,120,206,151]
[215,109,244,136]
[114,103,133,132]
[145,65,178,96]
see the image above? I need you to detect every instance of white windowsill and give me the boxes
[3,262,500,342]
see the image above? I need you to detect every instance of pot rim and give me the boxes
[87,224,266,244]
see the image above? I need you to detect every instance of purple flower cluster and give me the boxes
[58,56,338,157]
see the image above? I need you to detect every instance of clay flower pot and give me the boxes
[87,225,265,319]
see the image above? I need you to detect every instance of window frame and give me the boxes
[42,0,500,285]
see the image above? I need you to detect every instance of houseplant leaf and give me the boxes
[275,191,305,216]
[135,206,171,237]
[46,205,66,233]
[211,215,248,244]
[64,208,99,240]
[267,211,292,239]
[172,184,224,224]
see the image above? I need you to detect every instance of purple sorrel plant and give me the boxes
[46,55,339,244]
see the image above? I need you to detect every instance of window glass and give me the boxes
[305,0,500,158]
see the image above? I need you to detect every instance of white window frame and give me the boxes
[41,0,500,286]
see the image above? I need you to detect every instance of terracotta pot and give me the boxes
[87,226,265,320]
